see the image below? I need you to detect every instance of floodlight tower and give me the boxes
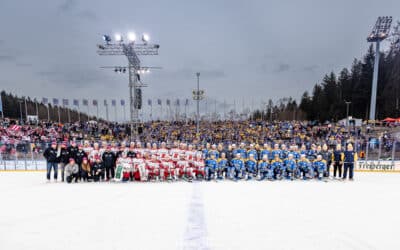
[367,16,392,121]
[97,32,159,139]
[192,72,205,136]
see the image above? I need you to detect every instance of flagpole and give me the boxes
[114,104,117,122]
[87,104,90,122]
[0,93,4,120]
[96,105,99,121]
[24,97,28,121]
[105,102,109,121]
[35,100,39,124]
[67,105,71,123]
[78,105,81,123]
[47,103,50,121]
[57,106,61,123]
[123,105,126,122]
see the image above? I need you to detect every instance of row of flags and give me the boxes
[41,98,191,107]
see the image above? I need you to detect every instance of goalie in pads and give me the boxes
[114,152,133,182]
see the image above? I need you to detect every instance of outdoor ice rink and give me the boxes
[0,172,399,250]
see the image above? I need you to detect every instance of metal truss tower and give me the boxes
[367,17,392,121]
[97,33,159,139]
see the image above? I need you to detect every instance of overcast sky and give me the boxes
[0,0,398,119]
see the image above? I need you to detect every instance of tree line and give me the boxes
[252,43,400,122]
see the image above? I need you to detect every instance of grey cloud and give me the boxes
[163,68,225,80]
[274,63,290,73]
[303,65,319,72]
[38,67,111,87]
[16,63,32,67]
[0,55,16,62]
[58,0,97,20]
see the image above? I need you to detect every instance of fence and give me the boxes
[1,138,400,170]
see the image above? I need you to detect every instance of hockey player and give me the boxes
[115,152,132,182]
[279,144,288,160]
[176,154,190,180]
[44,142,58,182]
[157,142,170,161]
[298,154,313,180]
[170,144,182,163]
[283,154,298,180]
[160,154,176,181]
[205,154,218,181]
[257,155,270,180]
[185,144,196,162]
[271,144,281,160]
[146,154,161,181]
[245,154,258,180]
[88,143,101,165]
[231,153,245,180]
[237,143,247,159]
[217,153,229,180]
[270,154,284,180]
[133,153,146,181]
[207,144,220,159]
[247,144,258,161]
[313,155,327,180]
[321,144,332,178]
[192,153,205,180]
[259,144,270,161]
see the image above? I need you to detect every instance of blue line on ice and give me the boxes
[183,183,210,250]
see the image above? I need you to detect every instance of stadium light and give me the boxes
[142,33,150,43]
[128,32,137,42]
[103,35,112,43]
[115,33,123,42]
[367,16,393,121]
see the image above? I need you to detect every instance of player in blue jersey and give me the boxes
[259,143,270,161]
[205,154,218,181]
[270,154,284,180]
[217,152,229,180]
[257,155,270,180]
[231,153,245,180]
[247,144,258,161]
[245,154,258,180]
[284,154,298,180]
[313,155,327,180]
[297,154,313,180]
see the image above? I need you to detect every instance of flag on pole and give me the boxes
[121,100,125,106]
[42,98,48,105]
[83,99,88,106]
[157,99,162,105]
[73,99,79,106]
[176,99,180,106]
[53,98,59,105]
[104,100,108,106]
[111,100,116,106]
[0,94,3,114]
[93,100,98,106]
[62,99,69,106]
[185,99,189,106]
[148,99,152,106]
[166,99,170,106]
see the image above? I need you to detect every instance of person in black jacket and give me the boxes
[74,144,87,179]
[43,142,59,181]
[58,143,70,182]
[67,141,79,161]
[102,146,116,180]
[92,157,105,182]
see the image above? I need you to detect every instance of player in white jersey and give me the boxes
[132,153,146,181]
[88,142,101,164]
[135,142,145,157]
[157,142,169,161]
[176,154,190,181]
[83,141,93,155]
[192,153,205,179]
[185,144,196,162]
[146,154,161,181]
[160,154,176,181]
[150,143,159,158]
[115,152,133,182]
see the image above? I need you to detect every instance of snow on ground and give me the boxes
[0,172,399,250]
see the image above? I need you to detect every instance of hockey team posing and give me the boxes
[43,141,357,183]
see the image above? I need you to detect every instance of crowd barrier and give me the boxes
[1,138,399,172]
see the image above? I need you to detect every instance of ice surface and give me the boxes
[0,172,399,250]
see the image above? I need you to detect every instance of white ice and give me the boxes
[0,172,399,250]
